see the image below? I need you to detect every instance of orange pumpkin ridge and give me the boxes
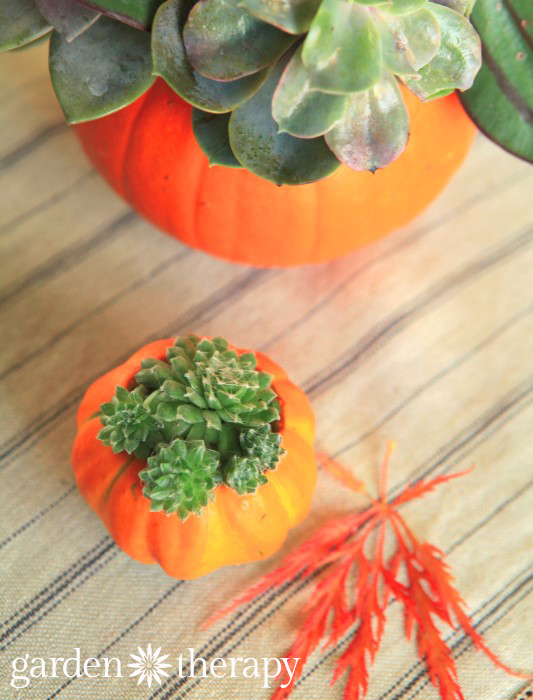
[75,79,476,267]
[72,337,317,579]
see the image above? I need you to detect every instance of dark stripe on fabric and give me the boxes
[305,227,533,396]
[0,248,192,382]
[390,573,533,700]
[151,578,314,700]
[0,269,271,468]
[0,211,136,309]
[0,538,114,651]
[0,485,77,552]
[46,580,185,700]
[332,304,533,459]
[0,123,66,171]
[0,170,94,238]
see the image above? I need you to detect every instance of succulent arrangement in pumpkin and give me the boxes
[72,334,316,579]
[1,0,531,265]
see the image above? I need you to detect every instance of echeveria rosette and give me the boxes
[0,0,483,184]
[95,334,285,520]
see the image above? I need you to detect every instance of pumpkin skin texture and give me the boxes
[72,338,316,580]
[74,79,476,267]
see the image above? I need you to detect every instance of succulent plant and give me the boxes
[0,0,485,184]
[97,385,164,458]
[139,439,222,518]
[95,334,285,519]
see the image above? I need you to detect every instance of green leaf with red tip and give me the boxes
[229,49,340,185]
[192,109,243,167]
[80,0,164,29]
[35,0,100,42]
[242,0,321,34]
[183,0,294,81]
[376,7,440,75]
[325,71,409,171]
[404,4,481,99]
[272,45,347,137]
[49,16,154,123]
[0,0,51,51]
[152,0,269,113]
[302,0,382,94]
[459,0,533,163]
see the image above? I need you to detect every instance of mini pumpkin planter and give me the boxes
[0,0,489,267]
[71,334,316,579]
[74,82,476,267]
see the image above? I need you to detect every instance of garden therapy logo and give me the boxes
[10,646,299,689]
[127,644,171,687]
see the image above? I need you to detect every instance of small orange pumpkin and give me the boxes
[72,337,316,579]
[74,79,476,267]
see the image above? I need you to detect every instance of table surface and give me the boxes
[0,42,532,700]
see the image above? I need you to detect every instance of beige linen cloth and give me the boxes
[0,43,531,700]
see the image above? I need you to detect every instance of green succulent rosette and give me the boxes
[96,334,285,520]
[0,0,492,183]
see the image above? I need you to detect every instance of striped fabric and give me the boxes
[0,42,531,700]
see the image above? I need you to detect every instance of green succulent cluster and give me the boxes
[1,0,481,184]
[96,334,285,519]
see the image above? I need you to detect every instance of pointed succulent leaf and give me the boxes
[162,379,188,399]
[272,45,347,138]
[229,50,340,184]
[325,71,409,172]
[82,0,165,29]
[302,0,382,94]
[192,109,243,166]
[49,16,154,123]
[0,0,51,51]
[156,401,180,422]
[376,7,440,75]
[152,0,269,114]
[459,0,533,163]
[404,4,481,99]
[431,0,476,16]
[176,404,205,423]
[242,0,321,34]
[35,0,100,42]
[387,0,427,14]
[136,359,173,388]
[183,0,294,81]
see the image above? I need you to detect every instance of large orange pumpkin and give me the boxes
[72,337,316,579]
[74,79,476,267]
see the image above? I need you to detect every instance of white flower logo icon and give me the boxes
[128,644,172,687]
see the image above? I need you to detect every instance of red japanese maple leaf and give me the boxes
[206,443,530,699]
